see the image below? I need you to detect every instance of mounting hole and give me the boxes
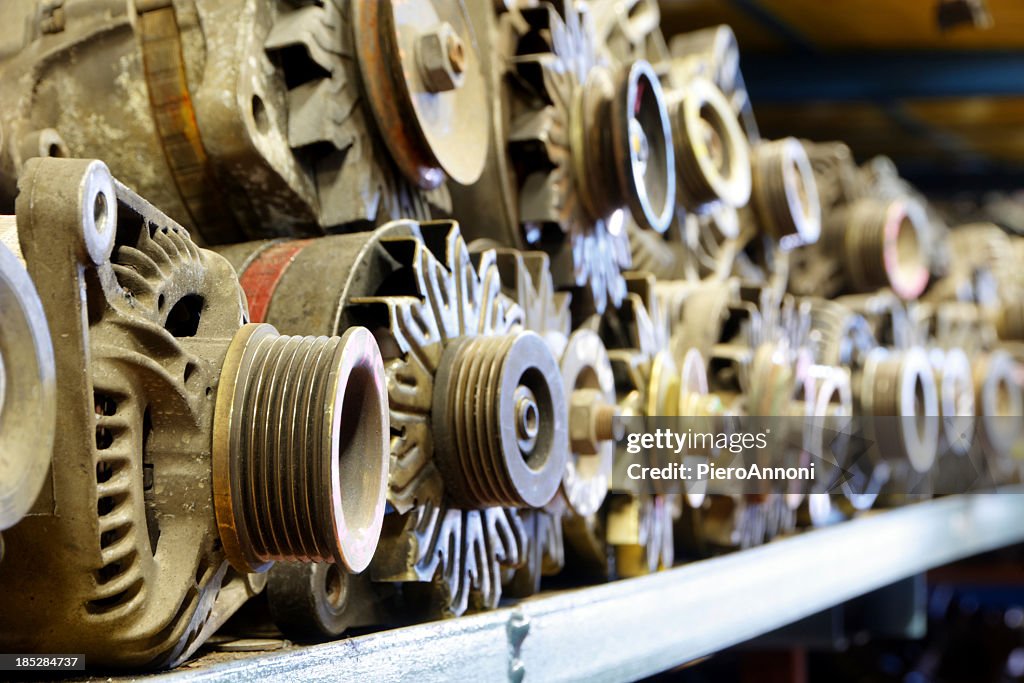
[252,95,270,135]
[324,564,347,611]
[93,192,109,235]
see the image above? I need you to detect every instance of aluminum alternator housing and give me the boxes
[0,158,390,667]
[0,0,491,242]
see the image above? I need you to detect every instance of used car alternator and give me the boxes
[0,0,490,241]
[0,158,390,667]
[452,0,675,316]
[218,221,569,620]
[481,248,619,594]
[0,225,55,547]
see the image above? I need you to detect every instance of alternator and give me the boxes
[0,158,389,667]
[218,221,569,618]
[452,1,675,316]
[0,0,491,242]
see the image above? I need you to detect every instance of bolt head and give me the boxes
[416,23,466,93]
[570,388,615,456]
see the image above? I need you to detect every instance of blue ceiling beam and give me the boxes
[743,51,1024,103]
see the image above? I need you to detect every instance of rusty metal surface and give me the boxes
[354,0,488,189]
[137,1,239,243]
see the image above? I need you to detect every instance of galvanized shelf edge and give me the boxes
[156,493,1024,683]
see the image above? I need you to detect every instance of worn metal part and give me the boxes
[931,347,975,458]
[859,156,949,273]
[492,248,617,517]
[484,248,619,594]
[667,25,759,141]
[556,326,623,582]
[858,348,940,475]
[0,158,389,667]
[265,564,394,643]
[802,298,885,516]
[453,1,674,316]
[562,329,620,503]
[748,138,821,249]
[690,289,814,549]
[804,140,867,215]
[599,273,685,576]
[654,346,722,510]
[669,78,751,211]
[432,330,567,508]
[628,216,690,281]
[0,222,55,533]
[825,197,931,300]
[806,298,879,370]
[136,1,239,243]
[973,350,1024,479]
[590,0,670,66]
[213,324,389,574]
[219,221,566,617]
[817,295,951,498]
[629,187,747,285]
[837,290,918,350]
[353,0,487,189]
[803,363,854,526]
[936,223,1024,343]
[0,0,469,244]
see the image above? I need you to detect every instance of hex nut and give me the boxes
[416,23,465,93]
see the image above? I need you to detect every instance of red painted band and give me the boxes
[239,239,313,323]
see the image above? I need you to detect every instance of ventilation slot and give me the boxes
[90,390,144,615]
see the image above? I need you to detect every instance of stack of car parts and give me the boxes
[0,0,1018,670]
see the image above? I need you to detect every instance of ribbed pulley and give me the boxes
[432,331,568,509]
[213,324,389,574]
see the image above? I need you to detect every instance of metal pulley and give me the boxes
[0,228,55,532]
[827,197,931,300]
[432,330,569,509]
[750,138,822,248]
[213,324,390,574]
[354,0,488,189]
[573,60,676,234]
[669,77,752,210]
[219,221,566,617]
[858,347,940,474]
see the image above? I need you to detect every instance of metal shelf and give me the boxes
[155,493,1024,683]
